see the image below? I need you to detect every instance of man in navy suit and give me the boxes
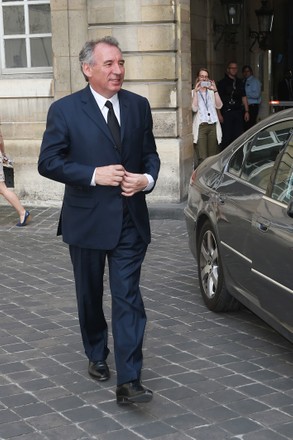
[38,36,160,404]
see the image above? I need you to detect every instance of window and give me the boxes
[228,121,293,191]
[268,135,293,204]
[0,0,52,72]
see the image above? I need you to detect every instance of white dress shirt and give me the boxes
[89,86,154,191]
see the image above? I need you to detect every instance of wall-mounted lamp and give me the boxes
[249,0,274,51]
[213,0,244,50]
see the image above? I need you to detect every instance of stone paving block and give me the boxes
[146,377,179,392]
[0,408,20,424]
[133,420,177,438]
[158,385,198,402]
[197,404,239,422]
[163,412,206,429]
[226,397,270,415]
[219,416,262,435]
[216,372,256,387]
[247,369,283,382]
[98,429,146,440]
[241,429,291,439]
[33,386,72,402]
[47,395,85,411]
[0,420,34,439]
[251,408,293,426]
[21,378,55,392]
[207,388,247,404]
[0,384,24,398]
[187,424,231,439]
[14,402,54,418]
[239,383,277,397]
[79,416,124,436]
[141,398,187,420]
[41,424,87,440]
[62,405,104,423]
[260,392,293,409]
[188,378,226,394]
[26,412,69,431]
[1,392,38,408]
[13,433,49,440]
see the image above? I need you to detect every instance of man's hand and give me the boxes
[121,171,148,197]
[244,111,250,122]
[95,164,125,186]
[217,112,224,124]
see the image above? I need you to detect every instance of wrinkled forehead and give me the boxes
[94,43,123,63]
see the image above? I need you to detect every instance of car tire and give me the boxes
[197,220,241,312]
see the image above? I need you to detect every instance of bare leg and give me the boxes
[0,181,26,222]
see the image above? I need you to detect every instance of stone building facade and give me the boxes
[0,0,289,206]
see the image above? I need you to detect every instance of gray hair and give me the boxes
[79,36,121,82]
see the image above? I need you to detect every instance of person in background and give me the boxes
[0,128,30,227]
[217,61,249,150]
[38,36,160,405]
[242,65,262,130]
[278,69,293,101]
[192,68,223,167]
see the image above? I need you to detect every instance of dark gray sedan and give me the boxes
[184,109,293,343]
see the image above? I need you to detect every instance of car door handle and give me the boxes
[256,217,271,232]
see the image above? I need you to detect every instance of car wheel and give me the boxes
[197,220,240,312]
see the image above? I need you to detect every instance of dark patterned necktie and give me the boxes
[105,100,121,151]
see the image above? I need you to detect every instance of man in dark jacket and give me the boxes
[217,62,250,149]
[38,36,160,405]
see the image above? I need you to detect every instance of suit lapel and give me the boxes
[81,86,113,143]
[80,87,130,153]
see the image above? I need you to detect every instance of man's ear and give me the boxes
[82,63,92,79]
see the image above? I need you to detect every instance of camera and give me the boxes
[201,81,211,88]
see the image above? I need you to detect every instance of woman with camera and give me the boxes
[192,68,223,167]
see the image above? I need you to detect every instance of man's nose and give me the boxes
[113,62,123,74]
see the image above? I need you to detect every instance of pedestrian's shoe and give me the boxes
[16,210,31,227]
[116,380,153,404]
[88,361,110,381]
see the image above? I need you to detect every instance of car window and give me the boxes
[228,121,293,191]
[267,134,293,204]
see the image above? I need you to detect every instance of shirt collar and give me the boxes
[89,86,119,110]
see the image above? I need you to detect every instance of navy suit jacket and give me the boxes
[38,86,160,250]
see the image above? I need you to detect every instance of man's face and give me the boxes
[227,64,238,78]
[243,68,251,79]
[83,43,125,98]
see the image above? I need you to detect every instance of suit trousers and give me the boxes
[69,208,148,386]
[220,109,244,150]
[244,104,259,131]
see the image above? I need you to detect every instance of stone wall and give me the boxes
[1,0,193,206]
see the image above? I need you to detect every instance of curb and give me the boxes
[148,202,186,220]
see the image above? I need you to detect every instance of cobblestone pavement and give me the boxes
[0,206,293,440]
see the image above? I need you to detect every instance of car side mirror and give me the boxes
[287,199,293,218]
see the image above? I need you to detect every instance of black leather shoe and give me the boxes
[116,380,153,404]
[88,361,110,381]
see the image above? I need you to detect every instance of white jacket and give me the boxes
[192,89,222,144]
